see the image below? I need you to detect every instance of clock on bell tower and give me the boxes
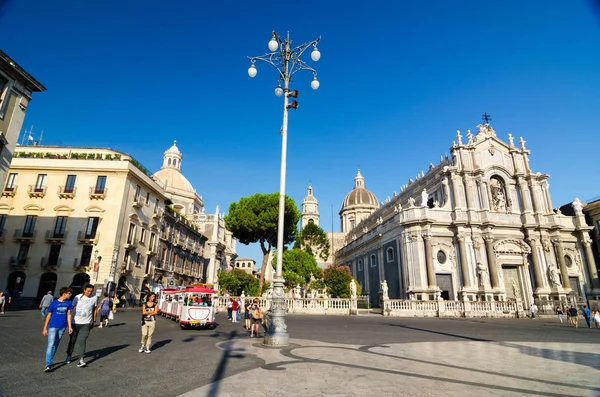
[301,184,320,229]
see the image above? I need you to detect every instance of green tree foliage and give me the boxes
[295,223,330,262]
[224,193,300,288]
[323,264,353,298]
[273,248,322,289]
[217,269,260,296]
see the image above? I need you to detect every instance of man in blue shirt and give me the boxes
[42,287,73,372]
[582,305,592,328]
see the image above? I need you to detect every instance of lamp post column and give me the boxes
[265,48,291,347]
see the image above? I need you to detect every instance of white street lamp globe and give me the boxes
[248,64,257,78]
[274,85,284,97]
[311,77,320,90]
[311,47,321,62]
[268,38,279,51]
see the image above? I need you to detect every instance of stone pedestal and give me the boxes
[349,298,358,315]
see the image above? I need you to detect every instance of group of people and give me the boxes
[40,285,160,372]
[556,305,600,328]
[227,298,263,337]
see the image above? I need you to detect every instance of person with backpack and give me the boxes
[248,298,262,337]
[98,293,112,328]
[568,305,579,328]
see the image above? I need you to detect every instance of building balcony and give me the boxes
[58,186,76,199]
[120,261,133,273]
[72,257,91,269]
[89,186,107,200]
[132,198,143,208]
[14,229,36,242]
[2,186,17,197]
[147,249,156,257]
[28,185,47,198]
[10,256,29,267]
[152,209,163,220]
[77,230,99,244]
[46,230,68,243]
[41,257,62,268]
[124,240,137,250]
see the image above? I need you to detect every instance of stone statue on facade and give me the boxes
[421,189,428,207]
[295,284,301,298]
[511,280,521,299]
[571,198,584,215]
[408,197,416,208]
[477,262,488,288]
[350,280,357,299]
[490,179,507,212]
[548,265,562,287]
[380,280,389,300]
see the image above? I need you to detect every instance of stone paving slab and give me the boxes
[181,337,600,397]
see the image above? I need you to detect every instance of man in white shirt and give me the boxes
[65,285,98,367]
[40,291,54,318]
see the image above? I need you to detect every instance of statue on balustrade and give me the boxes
[490,177,507,212]
[477,262,488,288]
[350,280,357,299]
[380,280,389,300]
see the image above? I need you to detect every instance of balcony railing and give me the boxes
[46,230,68,243]
[89,186,107,199]
[41,257,62,268]
[132,197,143,208]
[124,239,137,250]
[77,230,99,244]
[28,185,47,198]
[120,261,133,273]
[14,229,36,242]
[152,208,163,220]
[58,186,77,198]
[2,186,17,197]
[10,256,29,267]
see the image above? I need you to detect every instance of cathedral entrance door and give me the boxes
[436,274,454,300]
[502,266,523,301]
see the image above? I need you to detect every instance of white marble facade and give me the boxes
[334,123,599,308]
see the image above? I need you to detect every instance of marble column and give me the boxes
[552,239,571,289]
[518,178,533,213]
[479,179,490,210]
[582,240,599,289]
[451,175,463,209]
[457,235,472,287]
[423,235,437,288]
[484,236,500,289]
[526,238,545,290]
[530,181,543,214]
[463,176,474,210]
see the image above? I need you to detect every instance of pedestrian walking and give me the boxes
[232,299,240,323]
[556,306,564,324]
[581,305,592,329]
[140,293,160,354]
[530,303,538,319]
[40,291,54,319]
[568,305,579,328]
[227,298,233,321]
[592,310,600,328]
[248,298,262,338]
[66,284,98,367]
[566,305,572,324]
[0,291,6,314]
[98,293,112,328]
[42,287,73,372]
[244,300,251,330]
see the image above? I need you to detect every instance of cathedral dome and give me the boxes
[341,169,378,209]
[152,140,196,195]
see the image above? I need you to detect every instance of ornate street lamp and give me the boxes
[247,31,320,347]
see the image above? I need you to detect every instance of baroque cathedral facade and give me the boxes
[302,121,599,308]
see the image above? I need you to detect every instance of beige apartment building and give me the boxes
[0,145,167,305]
[233,258,256,275]
[0,142,236,305]
[0,50,46,189]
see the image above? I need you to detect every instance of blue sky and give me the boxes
[1,1,600,264]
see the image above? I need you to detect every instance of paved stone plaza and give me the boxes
[0,309,598,397]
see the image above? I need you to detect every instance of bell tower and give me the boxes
[301,184,319,229]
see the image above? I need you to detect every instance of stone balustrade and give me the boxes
[213,295,522,318]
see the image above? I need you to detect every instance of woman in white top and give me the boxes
[140,293,160,354]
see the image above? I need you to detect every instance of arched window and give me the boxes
[168,158,172,166]
[386,247,394,262]
[490,176,508,212]
[370,254,377,267]
[173,159,177,167]
[358,260,363,271]
[349,219,355,229]
[308,219,314,224]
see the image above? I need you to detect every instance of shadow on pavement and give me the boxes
[207,330,245,397]
[106,323,126,327]
[86,344,129,364]
[151,339,172,350]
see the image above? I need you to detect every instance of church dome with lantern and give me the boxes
[339,169,378,233]
[152,140,203,214]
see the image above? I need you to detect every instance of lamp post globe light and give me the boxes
[247,31,320,347]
